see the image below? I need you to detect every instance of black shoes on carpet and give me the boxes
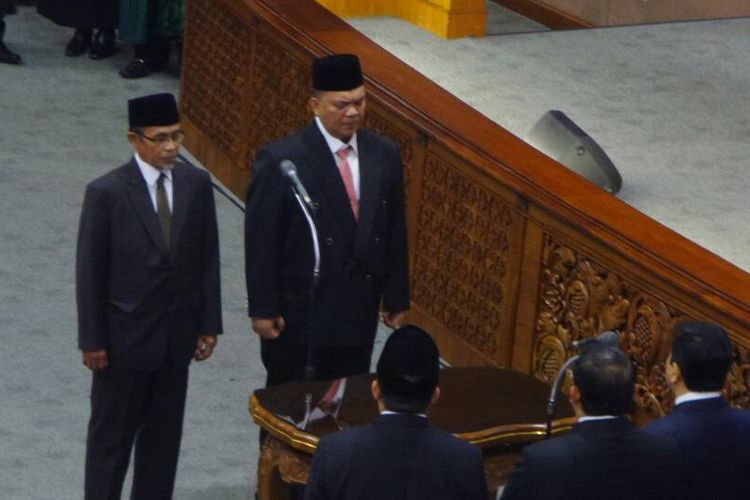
[119,58,165,79]
[66,29,116,60]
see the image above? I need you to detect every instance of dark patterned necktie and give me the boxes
[156,173,171,247]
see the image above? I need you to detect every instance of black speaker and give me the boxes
[526,110,622,194]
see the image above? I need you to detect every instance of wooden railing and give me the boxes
[180,0,750,417]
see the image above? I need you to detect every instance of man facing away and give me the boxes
[76,93,222,499]
[245,53,410,387]
[644,321,750,500]
[501,345,680,500]
[305,325,488,500]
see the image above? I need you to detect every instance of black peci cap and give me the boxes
[312,54,364,91]
[128,93,180,129]
[377,325,440,404]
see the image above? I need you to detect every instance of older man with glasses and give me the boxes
[76,93,222,499]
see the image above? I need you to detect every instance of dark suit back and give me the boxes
[245,123,409,347]
[644,397,750,500]
[305,413,488,500]
[76,159,222,369]
[501,418,680,500]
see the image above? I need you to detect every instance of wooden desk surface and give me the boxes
[252,367,576,453]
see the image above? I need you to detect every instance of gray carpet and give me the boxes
[350,2,750,272]
[0,7,391,500]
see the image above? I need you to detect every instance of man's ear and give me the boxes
[309,96,320,116]
[127,131,139,147]
[569,384,581,405]
[430,386,441,406]
[371,379,381,401]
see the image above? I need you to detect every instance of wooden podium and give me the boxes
[250,367,576,499]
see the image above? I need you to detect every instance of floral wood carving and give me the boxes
[182,0,250,158]
[247,34,311,171]
[534,234,750,418]
[412,152,520,360]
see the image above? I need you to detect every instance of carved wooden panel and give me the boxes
[411,150,520,362]
[533,234,750,418]
[181,0,250,158]
[247,32,311,171]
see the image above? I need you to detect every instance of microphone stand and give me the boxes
[545,355,579,439]
[289,190,320,431]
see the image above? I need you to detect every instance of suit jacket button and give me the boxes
[374,237,381,244]
[326,237,334,245]
[364,274,372,283]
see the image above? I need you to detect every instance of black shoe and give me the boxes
[65,29,92,57]
[119,58,164,79]
[89,30,116,60]
[6,2,16,15]
[0,42,21,65]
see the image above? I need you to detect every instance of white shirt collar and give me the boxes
[315,116,359,157]
[674,391,722,406]
[380,410,427,419]
[578,415,619,423]
[134,153,172,185]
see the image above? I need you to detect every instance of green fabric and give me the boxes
[119,0,185,44]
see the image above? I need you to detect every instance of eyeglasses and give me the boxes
[134,130,186,145]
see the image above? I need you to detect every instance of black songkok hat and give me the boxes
[377,325,440,403]
[128,93,180,129]
[312,54,364,91]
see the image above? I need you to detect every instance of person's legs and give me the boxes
[129,364,189,500]
[84,369,148,500]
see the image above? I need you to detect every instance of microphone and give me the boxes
[572,330,619,351]
[279,160,313,208]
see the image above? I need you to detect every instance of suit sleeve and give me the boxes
[199,173,223,334]
[245,147,285,318]
[464,445,489,500]
[304,439,330,500]
[500,447,538,500]
[76,184,110,351]
[381,144,410,313]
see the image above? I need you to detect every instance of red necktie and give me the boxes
[336,146,359,221]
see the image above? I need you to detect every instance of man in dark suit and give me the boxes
[245,54,410,387]
[0,0,21,64]
[501,345,680,500]
[305,325,488,500]
[644,322,750,500]
[77,93,222,499]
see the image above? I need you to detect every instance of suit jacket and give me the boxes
[245,123,410,347]
[644,397,750,500]
[501,417,680,500]
[76,159,222,370]
[305,413,488,500]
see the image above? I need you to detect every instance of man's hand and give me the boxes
[82,350,109,371]
[252,316,285,339]
[194,335,217,361]
[382,311,406,329]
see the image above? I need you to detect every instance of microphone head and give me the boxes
[279,159,297,178]
[598,330,620,347]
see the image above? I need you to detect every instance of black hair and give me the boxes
[671,322,732,392]
[573,346,635,416]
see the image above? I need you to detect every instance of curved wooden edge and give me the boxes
[245,0,750,328]
[456,416,578,447]
[490,0,594,29]
[250,394,320,454]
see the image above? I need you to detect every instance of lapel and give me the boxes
[124,159,169,253]
[351,131,382,260]
[301,124,357,239]
[169,162,190,257]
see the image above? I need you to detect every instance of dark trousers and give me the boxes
[84,364,189,500]
[261,337,373,387]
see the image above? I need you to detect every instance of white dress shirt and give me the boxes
[135,153,173,213]
[674,391,722,406]
[315,116,360,198]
